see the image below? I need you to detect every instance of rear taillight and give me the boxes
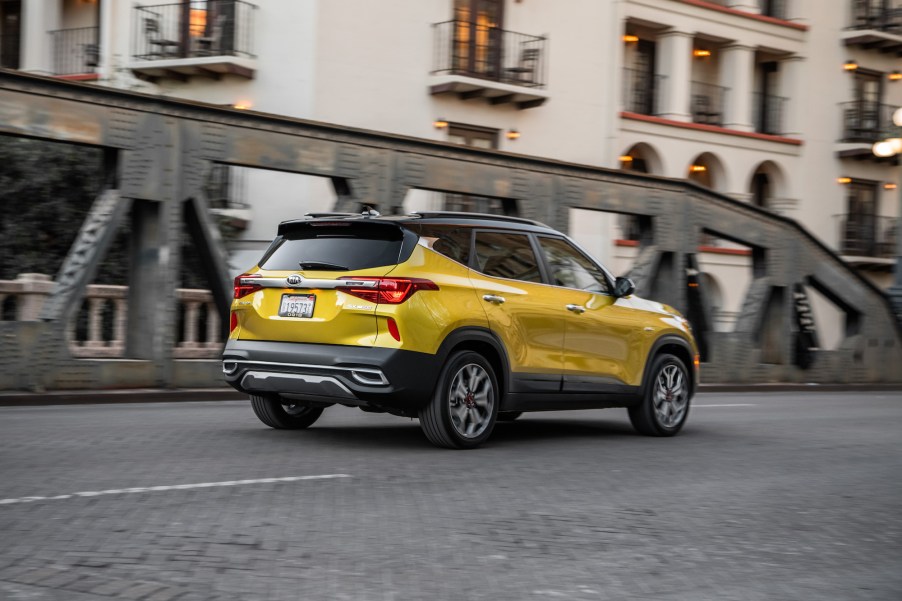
[234,273,262,299]
[337,277,438,304]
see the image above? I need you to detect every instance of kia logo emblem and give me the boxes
[287,275,302,285]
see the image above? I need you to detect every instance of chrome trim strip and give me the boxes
[223,359,390,386]
[241,276,379,290]
[240,371,356,399]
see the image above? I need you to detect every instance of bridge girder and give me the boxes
[0,69,899,389]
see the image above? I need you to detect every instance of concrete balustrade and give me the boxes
[0,274,222,359]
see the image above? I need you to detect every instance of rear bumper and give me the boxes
[222,339,440,413]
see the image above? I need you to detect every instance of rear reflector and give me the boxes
[234,273,262,298]
[337,277,438,304]
[387,317,401,341]
[230,312,238,333]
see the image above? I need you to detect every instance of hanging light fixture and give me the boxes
[506,129,521,140]
[836,177,852,184]
[623,34,639,43]
[433,118,448,129]
[843,59,859,71]
[889,71,902,82]
[693,49,712,58]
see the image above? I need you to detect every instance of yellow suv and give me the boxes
[223,211,698,448]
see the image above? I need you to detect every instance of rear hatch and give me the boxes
[232,220,417,346]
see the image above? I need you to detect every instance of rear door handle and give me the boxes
[566,304,586,314]
[482,294,506,304]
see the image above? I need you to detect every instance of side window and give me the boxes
[414,225,472,266]
[537,237,610,294]
[474,232,542,283]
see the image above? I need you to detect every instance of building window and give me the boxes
[447,123,498,148]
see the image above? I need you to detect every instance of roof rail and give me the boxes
[410,211,544,226]
[303,212,358,218]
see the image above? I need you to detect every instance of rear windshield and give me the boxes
[259,224,404,271]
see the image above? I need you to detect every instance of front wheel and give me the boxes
[628,354,691,436]
[251,395,325,430]
[419,351,499,449]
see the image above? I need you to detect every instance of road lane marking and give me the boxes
[693,403,758,408]
[0,474,352,506]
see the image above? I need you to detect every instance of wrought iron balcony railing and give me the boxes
[50,26,99,76]
[132,0,256,61]
[690,81,728,126]
[840,100,896,142]
[848,0,902,31]
[753,92,786,135]
[835,213,897,258]
[431,20,547,89]
[622,67,665,116]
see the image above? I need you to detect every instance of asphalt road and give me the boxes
[0,391,900,601]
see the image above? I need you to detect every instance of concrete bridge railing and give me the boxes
[0,273,221,360]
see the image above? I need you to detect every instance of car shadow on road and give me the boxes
[236,413,641,450]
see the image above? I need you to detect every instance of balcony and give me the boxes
[753,92,786,135]
[690,81,728,126]
[50,27,99,77]
[840,100,897,142]
[834,214,897,265]
[622,67,665,116]
[130,0,257,83]
[843,0,902,54]
[429,20,549,109]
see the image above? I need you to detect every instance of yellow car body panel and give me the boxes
[230,265,393,346]
[370,245,488,353]
[466,271,565,376]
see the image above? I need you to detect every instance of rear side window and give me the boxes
[410,224,472,266]
[259,224,404,271]
[474,232,542,283]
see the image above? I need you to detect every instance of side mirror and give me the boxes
[613,277,635,298]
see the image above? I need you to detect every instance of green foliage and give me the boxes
[0,136,208,288]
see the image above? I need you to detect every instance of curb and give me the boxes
[1,384,900,407]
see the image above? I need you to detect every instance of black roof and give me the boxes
[278,210,554,236]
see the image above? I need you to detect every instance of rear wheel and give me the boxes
[250,395,325,429]
[419,351,499,449]
[628,353,691,436]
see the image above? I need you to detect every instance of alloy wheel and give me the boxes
[448,363,495,439]
[653,364,688,428]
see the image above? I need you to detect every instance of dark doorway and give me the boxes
[0,0,21,69]
[452,0,504,78]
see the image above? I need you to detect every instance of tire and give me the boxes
[628,353,691,436]
[497,411,523,422]
[419,350,499,449]
[250,395,325,430]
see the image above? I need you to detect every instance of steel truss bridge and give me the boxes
[1,69,899,390]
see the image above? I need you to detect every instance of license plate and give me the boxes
[279,294,316,318]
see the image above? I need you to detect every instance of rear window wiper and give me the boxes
[298,261,350,271]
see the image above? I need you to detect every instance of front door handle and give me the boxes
[482,294,506,304]
[566,304,586,314]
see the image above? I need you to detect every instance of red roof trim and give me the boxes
[671,0,808,30]
[621,112,804,146]
[55,74,101,82]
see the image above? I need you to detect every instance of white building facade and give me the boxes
[3,0,901,337]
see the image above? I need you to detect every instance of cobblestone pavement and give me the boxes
[0,392,900,601]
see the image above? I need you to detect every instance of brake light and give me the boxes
[234,273,262,298]
[338,277,438,304]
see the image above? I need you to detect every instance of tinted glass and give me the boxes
[260,224,403,271]
[409,224,472,266]
[474,232,542,283]
[538,236,610,293]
